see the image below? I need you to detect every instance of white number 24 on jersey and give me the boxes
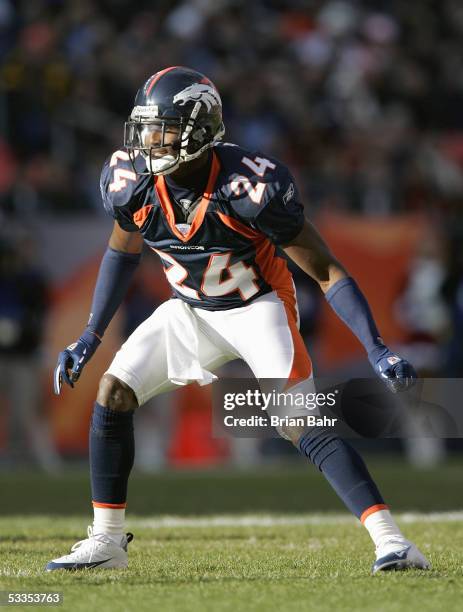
[153,249,259,301]
[230,156,276,204]
[152,155,276,300]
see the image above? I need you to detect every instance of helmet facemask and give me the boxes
[124,101,225,176]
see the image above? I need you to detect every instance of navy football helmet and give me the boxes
[124,66,225,175]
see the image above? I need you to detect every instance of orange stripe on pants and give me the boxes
[217,212,313,383]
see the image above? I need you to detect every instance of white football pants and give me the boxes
[106,291,312,406]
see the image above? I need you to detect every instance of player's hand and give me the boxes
[54,331,101,395]
[368,346,417,393]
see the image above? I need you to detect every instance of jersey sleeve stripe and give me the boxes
[133,204,154,228]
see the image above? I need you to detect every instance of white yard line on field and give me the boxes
[129,511,463,529]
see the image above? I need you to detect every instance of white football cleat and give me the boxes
[45,526,133,571]
[372,539,430,574]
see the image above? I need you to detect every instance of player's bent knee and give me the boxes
[276,423,307,445]
[97,373,138,412]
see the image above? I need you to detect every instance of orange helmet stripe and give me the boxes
[146,66,181,96]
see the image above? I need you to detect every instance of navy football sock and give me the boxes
[89,402,135,506]
[298,428,385,519]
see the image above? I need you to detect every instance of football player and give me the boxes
[47,67,429,574]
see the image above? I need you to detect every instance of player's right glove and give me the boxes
[54,330,101,395]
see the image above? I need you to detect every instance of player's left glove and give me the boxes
[53,330,101,395]
[368,345,417,393]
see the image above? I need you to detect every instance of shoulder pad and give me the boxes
[100,149,151,215]
[216,145,294,221]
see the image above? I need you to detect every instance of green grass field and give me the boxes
[0,461,462,611]
[0,515,462,612]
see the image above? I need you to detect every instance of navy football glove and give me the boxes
[368,345,417,393]
[54,330,101,395]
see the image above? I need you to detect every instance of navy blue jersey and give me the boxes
[100,143,304,312]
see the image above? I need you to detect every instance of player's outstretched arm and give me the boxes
[283,219,416,392]
[54,222,143,395]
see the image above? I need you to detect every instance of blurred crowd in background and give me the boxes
[2,0,463,217]
[1,0,463,469]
